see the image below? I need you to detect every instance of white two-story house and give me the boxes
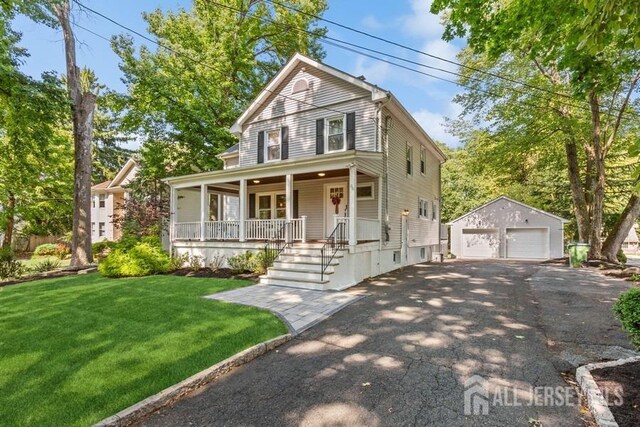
[90,158,138,242]
[165,53,446,290]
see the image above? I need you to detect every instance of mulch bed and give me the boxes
[171,267,258,281]
[0,266,97,288]
[591,361,640,427]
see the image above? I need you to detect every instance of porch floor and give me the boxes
[205,285,367,335]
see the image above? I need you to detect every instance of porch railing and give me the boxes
[320,221,347,281]
[205,220,240,240]
[334,216,381,241]
[173,217,306,241]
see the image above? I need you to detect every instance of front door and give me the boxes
[324,182,348,237]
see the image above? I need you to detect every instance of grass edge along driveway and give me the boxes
[0,273,287,426]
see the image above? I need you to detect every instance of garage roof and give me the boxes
[446,196,569,225]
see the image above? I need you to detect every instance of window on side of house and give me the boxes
[419,198,429,219]
[98,222,105,237]
[266,129,281,161]
[91,222,95,235]
[92,197,96,208]
[356,183,374,200]
[420,147,426,175]
[98,194,106,208]
[432,201,438,221]
[406,142,413,176]
[420,247,426,259]
[326,116,345,152]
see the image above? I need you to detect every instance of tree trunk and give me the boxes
[1,194,15,249]
[564,139,590,241]
[602,194,640,262]
[588,91,605,259]
[54,0,95,266]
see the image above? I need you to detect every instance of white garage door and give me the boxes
[461,229,499,258]
[506,228,549,259]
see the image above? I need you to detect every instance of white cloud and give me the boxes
[412,103,462,147]
[401,0,446,39]
[361,15,385,31]
[352,55,391,85]
[419,39,459,74]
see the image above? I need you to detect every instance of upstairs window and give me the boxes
[326,116,345,152]
[266,129,281,161]
[406,143,413,176]
[98,194,106,208]
[419,198,429,219]
[432,201,438,220]
[98,222,105,237]
[292,78,309,94]
[420,147,426,175]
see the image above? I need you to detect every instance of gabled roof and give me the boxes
[91,180,112,190]
[108,158,138,189]
[229,52,446,163]
[230,53,390,135]
[92,158,138,192]
[446,196,569,225]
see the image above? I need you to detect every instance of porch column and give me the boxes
[169,186,177,253]
[239,178,247,242]
[285,174,293,243]
[200,183,207,241]
[348,165,357,250]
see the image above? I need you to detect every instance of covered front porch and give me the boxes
[168,151,384,249]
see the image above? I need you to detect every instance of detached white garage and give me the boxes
[448,196,567,260]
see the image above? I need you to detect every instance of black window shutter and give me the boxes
[316,119,324,154]
[248,193,256,219]
[281,126,289,160]
[257,131,264,164]
[293,190,299,218]
[346,112,356,150]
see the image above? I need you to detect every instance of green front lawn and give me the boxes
[0,274,287,426]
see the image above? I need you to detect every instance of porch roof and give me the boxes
[163,150,382,188]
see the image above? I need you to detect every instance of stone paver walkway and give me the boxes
[205,285,367,334]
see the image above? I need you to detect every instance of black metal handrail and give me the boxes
[263,221,292,268]
[320,221,347,281]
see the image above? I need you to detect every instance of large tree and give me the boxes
[112,0,327,179]
[432,0,640,260]
[53,0,97,266]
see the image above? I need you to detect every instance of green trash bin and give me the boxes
[568,242,590,267]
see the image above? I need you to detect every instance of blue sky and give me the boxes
[13,0,464,147]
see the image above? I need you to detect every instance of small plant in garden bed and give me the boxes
[30,258,62,273]
[98,237,173,278]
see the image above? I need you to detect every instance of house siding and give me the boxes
[382,108,441,249]
[239,65,378,167]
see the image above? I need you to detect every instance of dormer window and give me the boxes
[292,78,309,94]
[266,129,281,161]
[326,116,345,152]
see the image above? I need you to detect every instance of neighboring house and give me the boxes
[448,196,567,260]
[164,53,446,290]
[90,158,138,242]
[621,223,639,255]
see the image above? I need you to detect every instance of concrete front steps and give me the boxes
[259,243,347,291]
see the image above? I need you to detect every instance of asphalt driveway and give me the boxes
[140,261,637,427]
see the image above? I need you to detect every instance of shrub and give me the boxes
[92,241,117,261]
[0,248,25,280]
[169,254,188,271]
[33,243,59,257]
[613,288,640,349]
[188,255,204,272]
[31,258,62,273]
[253,248,278,275]
[227,251,256,274]
[209,255,226,272]
[617,249,627,265]
[98,240,172,278]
